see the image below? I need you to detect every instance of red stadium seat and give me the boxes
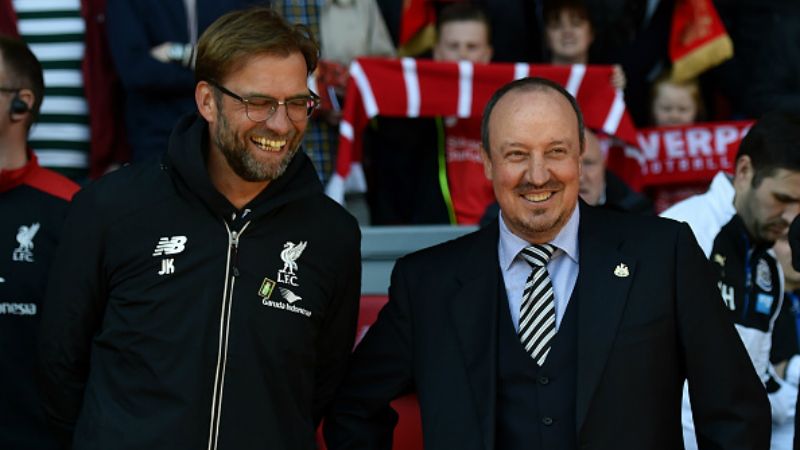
[317,296,424,450]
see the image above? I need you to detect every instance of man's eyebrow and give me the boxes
[546,139,573,147]
[241,90,311,99]
[774,191,800,203]
[498,140,527,150]
[497,138,574,149]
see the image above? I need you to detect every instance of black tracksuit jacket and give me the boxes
[1,154,78,450]
[38,114,361,450]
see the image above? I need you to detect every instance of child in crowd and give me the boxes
[648,72,708,211]
[543,0,625,90]
[650,73,703,126]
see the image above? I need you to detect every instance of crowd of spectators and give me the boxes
[2,0,797,222]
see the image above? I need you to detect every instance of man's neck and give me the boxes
[207,146,269,210]
[736,216,775,250]
[0,137,28,171]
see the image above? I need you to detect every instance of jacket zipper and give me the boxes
[208,221,250,450]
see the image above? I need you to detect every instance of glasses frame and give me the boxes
[208,80,320,123]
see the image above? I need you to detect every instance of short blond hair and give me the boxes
[195,6,319,85]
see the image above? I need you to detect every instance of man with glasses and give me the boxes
[38,7,361,450]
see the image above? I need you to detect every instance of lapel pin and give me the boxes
[614,263,629,278]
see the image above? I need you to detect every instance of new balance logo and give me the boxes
[152,236,188,256]
[153,236,185,276]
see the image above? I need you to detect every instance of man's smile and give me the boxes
[522,192,554,203]
[250,136,287,152]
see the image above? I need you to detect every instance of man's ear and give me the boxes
[9,89,34,121]
[195,81,217,123]
[480,144,493,181]
[734,155,754,189]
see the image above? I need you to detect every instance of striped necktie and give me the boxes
[518,244,557,366]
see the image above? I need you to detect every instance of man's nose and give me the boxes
[265,104,292,135]
[527,156,551,186]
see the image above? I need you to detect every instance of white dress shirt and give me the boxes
[498,205,580,332]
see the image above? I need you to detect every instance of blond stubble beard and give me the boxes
[214,110,299,182]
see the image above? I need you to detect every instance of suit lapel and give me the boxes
[448,224,500,450]
[575,205,637,432]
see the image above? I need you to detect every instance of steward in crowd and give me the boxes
[0,35,78,450]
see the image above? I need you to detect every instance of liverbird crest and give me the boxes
[280,241,307,275]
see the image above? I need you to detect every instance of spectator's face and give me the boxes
[0,59,13,133]
[774,235,800,288]
[482,88,581,243]
[434,20,492,63]
[735,163,800,244]
[0,57,35,132]
[579,130,604,205]
[545,10,593,64]
[203,52,310,182]
[652,83,697,126]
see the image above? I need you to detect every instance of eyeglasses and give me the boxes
[209,80,320,123]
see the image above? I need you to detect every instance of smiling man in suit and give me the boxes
[324,77,770,450]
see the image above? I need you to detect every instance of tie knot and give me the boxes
[520,244,556,267]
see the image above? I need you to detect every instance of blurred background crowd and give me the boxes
[4,0,798,222]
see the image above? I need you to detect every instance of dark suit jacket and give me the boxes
[325,203,770,450]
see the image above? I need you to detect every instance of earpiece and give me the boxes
[10,93,29,115]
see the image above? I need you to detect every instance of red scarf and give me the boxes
[607,121,754,191]
[327,58,637,201]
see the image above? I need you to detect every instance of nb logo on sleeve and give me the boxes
[152,236,188,256]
